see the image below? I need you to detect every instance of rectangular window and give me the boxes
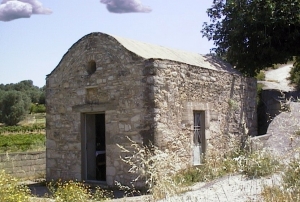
[193,111,205,165]
[194,112,202,146]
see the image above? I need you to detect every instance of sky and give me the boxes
[0,0,215,87]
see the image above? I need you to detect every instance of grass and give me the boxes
[0,121,46,152]
[239,149,280,178]
[174,148,280,188]
[261,158,300,202]
[117,136,186,200]
[115,135,282,201]
[0,133,45,152]
[0,123,45,135]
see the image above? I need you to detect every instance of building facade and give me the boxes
[46,32,257,186]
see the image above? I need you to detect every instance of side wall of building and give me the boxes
[46,34,154,186]
[150,60,257,166]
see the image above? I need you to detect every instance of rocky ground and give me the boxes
[158,174,282,202]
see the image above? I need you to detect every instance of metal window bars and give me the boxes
[194,113,202,146]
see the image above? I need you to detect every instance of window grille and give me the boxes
[194,112,202,146]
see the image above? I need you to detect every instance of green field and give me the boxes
[0,133,45,153]
[0,114,46,152]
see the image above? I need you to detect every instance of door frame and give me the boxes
[81,112,106,182]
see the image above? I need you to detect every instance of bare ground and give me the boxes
[259,64,295,92]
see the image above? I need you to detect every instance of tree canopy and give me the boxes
[0,91,31,126]
[202,0,300,76]
[0,80,45,104]
[0,80,45,125]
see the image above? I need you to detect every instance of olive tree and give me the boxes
[0,91,31,126]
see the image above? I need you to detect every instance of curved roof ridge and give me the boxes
[48,32,240,76]
[111,34,239,74]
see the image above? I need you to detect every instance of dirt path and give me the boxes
[259,64,294,92]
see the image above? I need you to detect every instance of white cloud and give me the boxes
[0,0,52,22]
[100,0,152,13]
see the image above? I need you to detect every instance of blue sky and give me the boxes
[0,0,214,87]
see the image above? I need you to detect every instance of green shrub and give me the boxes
[48,180,91,202]
[256,70,266,81]
[48,180,112,202]
[30,104,46,113]
[0,170,31,202]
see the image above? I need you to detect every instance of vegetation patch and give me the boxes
[256,70,266,81]
[30,104,46,113]
[261,158,300,202]
[289,56,300,90]
[0,133,45,152]
[0,170,31,202]
[48,179,113,202]
[0,80,45,126]
[237,150,280,178]
[117,136,188,200]
[116,135,281,200]
[0,123,45,135]
[175,149,279,188]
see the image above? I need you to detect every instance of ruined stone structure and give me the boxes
[46,32,257,186]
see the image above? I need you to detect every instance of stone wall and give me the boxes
[46,34,153,186]
[148,59,257,166]
[0,151,45,179]
[46,33,257,187]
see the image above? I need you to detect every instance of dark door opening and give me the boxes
[85,114,106,181]
[95,114,106,181]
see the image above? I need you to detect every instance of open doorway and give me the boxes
[84,113,106,181]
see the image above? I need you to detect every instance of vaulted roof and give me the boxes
[49,32,239,76]
[112,34,238,73]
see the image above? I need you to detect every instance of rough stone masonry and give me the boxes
[46,32,257,187]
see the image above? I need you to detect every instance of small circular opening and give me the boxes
[86,60,96,75]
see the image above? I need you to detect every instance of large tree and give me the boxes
[0,91,31,126]
[202,0,300,76]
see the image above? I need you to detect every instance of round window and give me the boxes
[86,60,96,75]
